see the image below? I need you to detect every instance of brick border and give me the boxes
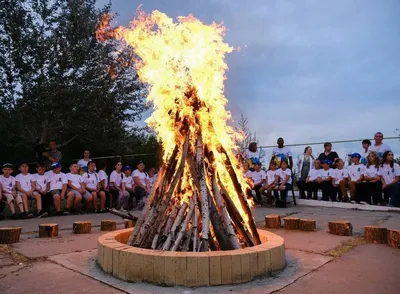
[97,228,285,287]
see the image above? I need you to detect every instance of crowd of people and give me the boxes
[0,143,158,220]
[242,132,400,208]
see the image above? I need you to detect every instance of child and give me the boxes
[97,161,109,207]
[109,161,123,208]
[66,163,90,213]
[260,161,279,206]
[319,160,335,201]
[33,163,51,217]
[249,160,266,205]
[147,167,157,194]
[361,151,381,205]
[244,142,260,171]
[82,161,106,213]
[0,163,26,219]
[0,183,4,220]
[306,159,322,200]
[347,153,366,204]
[121,166,135,210]
[47,162,69,215]
[274,160,292,208]
[133,160,150,210]
[15,161,37,218]
[360,139,371,165]
[332,159,349,202]
[379,151,400,207]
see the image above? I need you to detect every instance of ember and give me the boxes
[97,9,260,251]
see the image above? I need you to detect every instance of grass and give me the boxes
[323,237,365,257]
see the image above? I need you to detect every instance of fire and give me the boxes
[97,9,256,241]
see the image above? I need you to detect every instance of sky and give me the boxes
[96,0,400,159]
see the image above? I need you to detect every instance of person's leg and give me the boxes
[14,195,25,213]
[92,192,98,211]
[355,182,364,203]
[348,181,357,202]
[305,182,313,199]
[82,191,93,210]
[253,184,262,204]
[383,187,390,204]
[33,192,42,212]
[21,193,29,213]
[339,180,349,202]
[73,193,82,210]
[52,191,61,213]
[99,191,106,210]
[320,182,329,201]
[5,194,16,215]
[371,182,382,205]
[388,183,400,207]
[65,191,75,210]
[296,181,307,199]
[328,183,337,202]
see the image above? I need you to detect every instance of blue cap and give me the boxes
[50,162,62,169]
[252,159,262,166]
[322,159,332,165]
[137,160,144,165]
[122,165,132,172]
[348,153,362,159]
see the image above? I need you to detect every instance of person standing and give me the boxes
[360,139,371,165]
[43,141,63,170]
[77,150,91,172]
[317,142,339,168]
[296,146,314,199]
[272,138,293,168]
[369,132,391,158]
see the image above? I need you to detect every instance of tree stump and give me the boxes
[299,219,317,231]
[124,219,134,228]
[364,226,387,244]
[265,214,281,229]
[283,217,300,230]
[101,220,116,231]
[73,221,92,234]
[0,227,22,244]
[387,229,400,249]
[39,224,59,238]
[328,221,353,236]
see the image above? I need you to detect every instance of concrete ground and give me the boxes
[0,205,399,293]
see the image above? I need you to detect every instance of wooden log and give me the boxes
[124,219,134,228]
[299,219,317,232]
[328,220,353,236]
[387,229,400,249]
[172,198,195,251]
[364,226,387,244]
[265,214,281,229]
[101,220,116,231]
[0,227,22,244]
[283,217,300,230]
[39,224,59,238]
[73,221,92,234]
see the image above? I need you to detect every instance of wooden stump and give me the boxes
[0,227,22,244]
[39,224,59,238]
[73,221,92,234]
[101,220,116,231]
[124,219,134,228]
[364,226,387,244]
[387,229,400,249]
[283,217,300,230]
[265,214,281,229]
[299,219,317,231]
[328,221,353,236]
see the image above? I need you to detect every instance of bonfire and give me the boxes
[97,10,260,251]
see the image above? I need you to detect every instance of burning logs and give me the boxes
[0,227,22,244]
[39,224,59,238]
[387,229,400,249]
[364,226,387,244]
[299,219,317,232]
[328,221,353,236]
[265,215,281,229]
[283,218,300,230]
[73,221,92,234]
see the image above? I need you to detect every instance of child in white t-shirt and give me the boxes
[82,161,106,213]
[47,162,69,215]
[379,151,400,207]
[109,161,123,208]
[33,163,51,216]
[347,153,366,203]
[332,159,349,202]
[67,163,92,213]
[121,166,136,210]
[319,160,335,201]
[260,161,279,205]
[15,162,36,218]
[0,163,25,219]
[306,159,322,200]
[147,167,157,194]
[133,160,150,210]
[360,151,382,205]
[273,160,292,208]
[249,161,266,205]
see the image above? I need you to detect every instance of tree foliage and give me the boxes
[0,0,154,162]
[235,114,265,162]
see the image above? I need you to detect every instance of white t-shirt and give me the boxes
[33,173,48,192]
[347,164,366,182]
[333,168,349,184]
[133,169,149,186]
[307,169,321,181]
[82,172,99,189]
[77,159,91,169]
[15,173,34,191]
[244,170,253,178]
[0,175,15,193]
[319,169,333,180]
[360,150,369,165]
[66,173,83,189]
[244,150,260,162]
[45,170,53,177]
[109,171,123,189]
[48,172,68,191]
[272,147,292,163]
[364,165,380,178]
[122,175,134,189]
[266,170,278,185]
[379,163,400,184]
[251,170,266,185]
[277,168,292,185]
[148,174,157,188]
[368,144,391,158]
[98,170,108,188]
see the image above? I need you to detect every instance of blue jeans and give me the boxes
[388,182,400,207]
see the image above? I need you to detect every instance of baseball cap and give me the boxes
[252,159,262,166]
[2,163,13,169]
[122,165,132,172]
[322,159,332,165]
[50,162,62,169]
[137,160,144,165]
[348,153,362,159]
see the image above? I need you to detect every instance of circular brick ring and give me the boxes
[97,228,285,287]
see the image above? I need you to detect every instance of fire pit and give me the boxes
[96,9,286,286]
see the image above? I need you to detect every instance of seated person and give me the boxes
[121,166,136,210]
[249,160,266,205]
[332,159,349,202]
[147,167,157,194]
[47,162,70,215]
[305,159,322,200]
[33,163,51,217]
[319,160,336,201]
[361,151,382,205]
[273,160,292,208]
[379,151,400,207]
[347,153,366,204]
[15,161,38,218]
[260,161,279,205]
[0,163,26,219]
[82,161,106,213]
[133,160,151,209]
[67,163,92,213]
[109,161,123,208]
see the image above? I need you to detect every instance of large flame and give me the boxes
[97,9,254,231]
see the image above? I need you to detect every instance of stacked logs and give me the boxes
[264,215,316,232]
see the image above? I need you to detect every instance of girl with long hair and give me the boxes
[360,151,381,204]
[380,151,400,207]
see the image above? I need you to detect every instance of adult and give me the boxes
[360,139,371,165]
[77,150,91,171]
[43,141,63,170]
[369,132,391,158]
[244,142,260,171]
[272,138,293,168]
[317,142,339,168]
[296,146,314,199]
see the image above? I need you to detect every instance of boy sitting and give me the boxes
[47,162,69,215]
[333,159,349,202]
[33,163,51,217]
[122,166,136,211]
[319,160,335,201]
[259,161,279,206]
[306,159,322,200]
[82,161,106,213]
[66,163,91,214]
[15,161,38,218]
[347,153,366,203]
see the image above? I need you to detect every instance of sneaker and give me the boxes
[359,201,370,205]
[37,211,48,218]
[19,212,27,219]
[100,209,107,213]
[57,211,63,216]
[11,213,19,220]
[350,201,356,204]
[62,210,70,216]
[26,212,34,219]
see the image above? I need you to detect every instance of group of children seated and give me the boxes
[0,159,157,220]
